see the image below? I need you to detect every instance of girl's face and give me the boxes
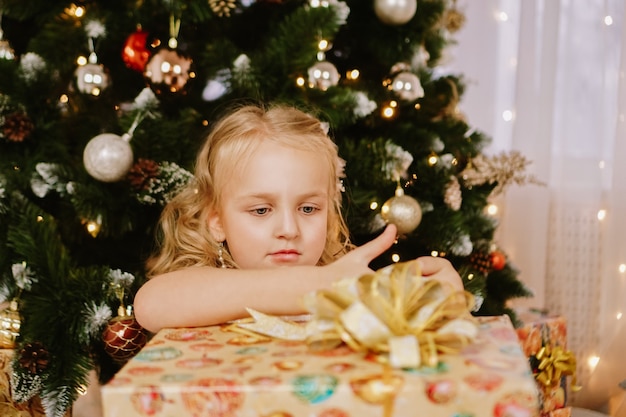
[210,140,330,269]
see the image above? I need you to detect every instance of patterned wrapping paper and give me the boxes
[101,315,539,417]
[0,350,71,417]
[515,310,570,417]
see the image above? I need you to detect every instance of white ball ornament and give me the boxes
[374,0,417,26]
[75,63,110,96]
[83,133,134,182]
[391,71,423,101]
[308,61,340,91]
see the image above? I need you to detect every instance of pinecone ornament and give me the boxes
[128,158,160,191]
[102,310,149,363]
[19,341,50,374]
[2,111,34,142]
[469,250,491,275]
[444,176,462,211]
[209,0,237,17]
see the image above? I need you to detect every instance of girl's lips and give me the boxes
[270,250,300,262]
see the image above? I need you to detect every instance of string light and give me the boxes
[617,312,623,320]
[370,201,378,210]
[588,355,600,370]
[65,4,86,18]
[604,15,613,26]
[427,154,439,166]
[346,69,360,80]
[502,110,514,121]
[597,209,607,221]
[83,215,102,238]
[495,11,508,22]
[381,101,397,118]
[76,56,88,66]
[391,253,400,263]
[618,263,625,273]
[486,203,499,216]
[296,76,306,87]
[430,250,439,257]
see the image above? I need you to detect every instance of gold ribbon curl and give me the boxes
[234,260,478,369]
[535,345,581,391]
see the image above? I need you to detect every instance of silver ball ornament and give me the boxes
[308,60,340,91]
[83,133,134,182]
[381,187,422,235]
[374,0,417,26]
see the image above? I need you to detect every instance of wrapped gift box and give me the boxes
[101,315,539,417]
[516,309,571,417]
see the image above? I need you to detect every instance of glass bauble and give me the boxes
[75,63,110,96]
[83,133,134,182]
[308,60,340,91]
[102,314,148,363]
[381,188,422,235]
[374,0,417,26]
[144,48,193,94]
[0,299,21,349]
[391,71,423,101]
[122,28,152,72]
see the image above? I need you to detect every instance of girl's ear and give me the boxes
[208,211,226,242]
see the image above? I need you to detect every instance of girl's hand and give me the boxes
[417,256,464,291]
[325,224,398,281]
[327,224,464,292]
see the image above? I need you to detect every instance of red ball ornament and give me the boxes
[122,28,152,72]
[102,314,149,363]
[490,250,506,271]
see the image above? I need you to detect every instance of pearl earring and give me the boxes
[217,242,227,268]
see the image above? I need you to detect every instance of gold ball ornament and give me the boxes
[374,0,417,26]
[144,48,194,94]
[381,187,422,235]
[0,299,21,349]
[83,133,134,182]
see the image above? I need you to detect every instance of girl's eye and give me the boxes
[252,207,269,215]
[301,206,317,214]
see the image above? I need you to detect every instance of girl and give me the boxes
[134,103,462,333]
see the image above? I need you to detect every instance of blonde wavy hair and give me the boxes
[146,102,353,277]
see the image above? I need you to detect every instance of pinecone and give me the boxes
[209,0,237,17]
[127,158,159,191]
[19,341,50,374]
[443,7,466,33]
[444,176,462,211]
[2,111,34,142]
[469,250,491,275]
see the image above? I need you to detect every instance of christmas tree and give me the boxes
[0,0,537,415]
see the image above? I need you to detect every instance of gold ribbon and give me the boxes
[234,260,478,369]
[535,345,581,391]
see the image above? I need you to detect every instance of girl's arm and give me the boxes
[134,224,463,333]
[134,225,399,333]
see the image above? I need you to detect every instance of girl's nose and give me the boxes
[275,211,299,239]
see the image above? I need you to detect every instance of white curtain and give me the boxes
[449,0,626,414]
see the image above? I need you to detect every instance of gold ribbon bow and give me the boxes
[234,260,478,369]
[535,345,581,391]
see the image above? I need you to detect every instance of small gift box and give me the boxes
[102,262,540,417]
[516,309,577,417]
